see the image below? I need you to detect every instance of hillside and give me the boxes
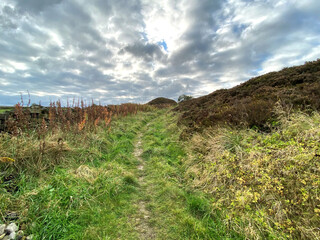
[1,104,319,239]
[147,97,177,107]
[176,59,320,129]
[1,60,320,239]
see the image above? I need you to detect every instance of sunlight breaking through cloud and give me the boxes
[0,0,319,105]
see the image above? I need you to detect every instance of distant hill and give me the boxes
[147,97,177,106]
[175,59,320,129]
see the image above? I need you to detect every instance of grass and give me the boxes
[0,111,155,239]
[0,108,12,113]
[176,59,320,131]
[2,105,317,239]
[0,109,244,239]
[185,109,320,239]
[139,110,243,239]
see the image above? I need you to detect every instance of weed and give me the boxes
[185,110,320,239]
[0,111,154,239]
[186,193,211,218]
[123,175,138,186]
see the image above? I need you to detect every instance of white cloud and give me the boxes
[0,78,10,86]
[141,0,189,52]
[0,0,319,105]
[6,60,28,70]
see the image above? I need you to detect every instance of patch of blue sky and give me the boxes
[141,32,149,42]
[232,23,248,35]
[250,53,269,75]
[250,68,263,76]
[157,40,168,52]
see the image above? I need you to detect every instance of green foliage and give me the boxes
[140,110,242,239]
[178,94,193,103]
[186,110,320,239]
[186,193,211,218]
[0,107,13,113]
[0,109,242,239]
[6,104,318,239]
[0,112,154,239]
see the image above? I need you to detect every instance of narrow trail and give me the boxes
[3,110,235,239]
[133,132,156,239]
[106,110,230,239]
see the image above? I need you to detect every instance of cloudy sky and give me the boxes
[0,0,319,105]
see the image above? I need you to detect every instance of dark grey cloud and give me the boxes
[14,0,63,13]
[121,42,166,62]
[155,0,221,77]
[0,6,18,30]
[0,0,320,105]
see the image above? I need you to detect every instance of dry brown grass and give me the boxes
[185,107,320,239]
[176,59,320,131]
[74,165,98,184]
[4,100,154,135]
[0,100,155,175]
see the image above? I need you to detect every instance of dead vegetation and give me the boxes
[176,59,320,131]
[184,105,320,239]
[147,97,177,108]
[0,100,153,175]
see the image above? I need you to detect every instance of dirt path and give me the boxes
[133,134,156,240]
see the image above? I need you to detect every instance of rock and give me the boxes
[26,234,33,240]
[19,224,26,231]
[5,212,19,221]
[7,231,16,240]
[16,230,24,240]
[2,232,15,240]
[0,225,5,235]
[4,223,18,234]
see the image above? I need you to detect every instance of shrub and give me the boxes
[178,94,193,103]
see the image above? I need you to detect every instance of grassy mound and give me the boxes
[176,59,320,130]
[147,97,177,107]
[184,107,320,239]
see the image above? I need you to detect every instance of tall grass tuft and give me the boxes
[0,99,154,174]
[186,109,320,239]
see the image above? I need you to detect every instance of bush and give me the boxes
[178,94,193,103]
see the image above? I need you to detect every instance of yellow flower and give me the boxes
[0,157,15,163]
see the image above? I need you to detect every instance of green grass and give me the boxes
[139,110,243,239]
[0,108,12,113]
[186,110,320,239]
[0,112,156,239]
[0,109,246,239]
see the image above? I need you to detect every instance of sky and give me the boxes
[0,0,320,106]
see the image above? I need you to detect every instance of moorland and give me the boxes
[1,60,320,239]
